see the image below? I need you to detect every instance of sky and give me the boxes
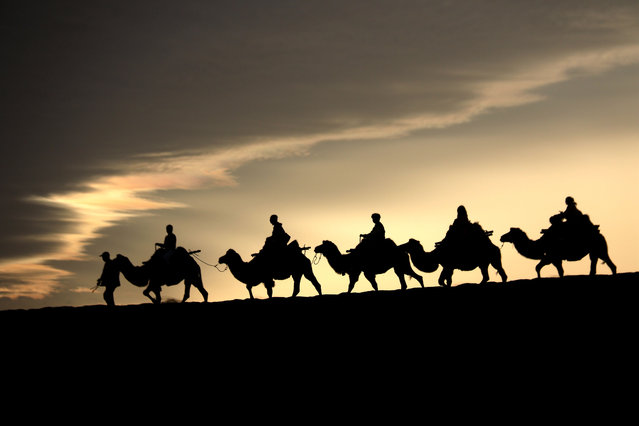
[1,0,638,309]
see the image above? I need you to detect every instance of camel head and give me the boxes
[314,240,338,255]
[113,254,131,267]
[500,228,525,244]
[218,249,240,266]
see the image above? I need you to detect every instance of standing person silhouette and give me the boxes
[97,251,120,306]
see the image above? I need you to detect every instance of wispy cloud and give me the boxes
[2,43,638,300]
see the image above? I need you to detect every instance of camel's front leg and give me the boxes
[291,274,301,297]
[438,268,452,287]
[535,258,551,278]
[143,286,158,304]
[347,271,361,293]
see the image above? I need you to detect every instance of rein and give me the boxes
[190,250,228,272]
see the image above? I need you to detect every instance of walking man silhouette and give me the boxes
[97,251,120,306]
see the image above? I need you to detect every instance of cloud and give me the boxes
[0,261,71,300]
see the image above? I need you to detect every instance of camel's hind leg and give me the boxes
[144,285,162,304]
[393,267,409,290]
[479,265,490,284]
[363,271,379,291]
[591,252,617,276]
[401,263,424,288]
[303,269,322,295]
[182,280,192,303]
[184,275,208,302]
[491,255,508,282]
[195,277,209,302]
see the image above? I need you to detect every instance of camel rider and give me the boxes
[350,213,385,254]
[438,206,471,246]
[155,224,177,263]
[97,251,120,306]
[360,213,385,242]
[452,205,471,228]
[559,196,596,236]
[438,205,490,248]
[258,215,291,258]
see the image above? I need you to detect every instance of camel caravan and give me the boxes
[96,197,616,306]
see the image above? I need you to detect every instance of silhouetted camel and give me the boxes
[313,240,423,292]
[500,227,616,278]
[218,248,322,299]
[399,238,507,286]
[113,247,208,304]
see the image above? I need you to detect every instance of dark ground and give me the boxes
[2,273,637,414]
[4,272,637,349]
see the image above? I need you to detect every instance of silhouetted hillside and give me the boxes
[4,272,637,397]
[4,273,637,346]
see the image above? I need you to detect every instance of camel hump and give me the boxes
[384,238,398,249]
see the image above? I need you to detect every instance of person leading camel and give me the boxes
[97,251,120,306]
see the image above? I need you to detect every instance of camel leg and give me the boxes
[439,268,452,287]
[498,268,508,282]
[143,286,158,304]
[304,270,322,295]
[535,259,551,278]
[292,274,301,297]
[405,267,423,288]
[194,278,208,302]
[479,265,489,284]
[182,280,191,303]
[247,285,255,300]
[589,253,598,275]
[364,271,379,291]
[265,281,274,298]
[600,254,617,275]
[347,271,361,293]
[491,257,508,282]
[553,260,564,277]
[393,267,408,290]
